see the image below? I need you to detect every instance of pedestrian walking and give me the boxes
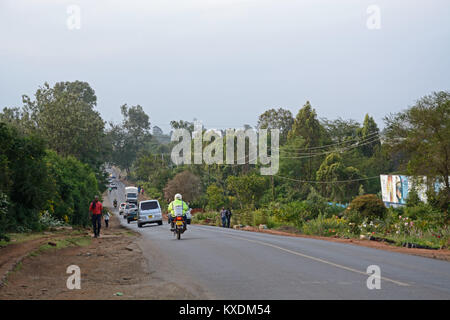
[225,208,232,228]
[104,210,110,228]
[220,207,227,228]
[89,195,103,238]
[138,185,141,194]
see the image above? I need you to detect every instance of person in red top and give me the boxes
[89,195,103,238]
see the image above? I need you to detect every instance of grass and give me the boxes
[0,226,90,247]
[12,261,22,273]
[0,232,48,247]
[30,236,91,256]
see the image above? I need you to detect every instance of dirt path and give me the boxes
[0,213,192,299]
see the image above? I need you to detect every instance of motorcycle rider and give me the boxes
[168,193,189,231]
[113,198,117,208]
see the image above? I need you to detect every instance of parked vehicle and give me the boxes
[125,186,138,204]
[137,200,163,228]
[123,203,137,219]
[119,202,126,215]
[127,207,138,224]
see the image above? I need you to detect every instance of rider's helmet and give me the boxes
[174,193,182,200]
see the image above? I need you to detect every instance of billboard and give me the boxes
[379,175,444,206]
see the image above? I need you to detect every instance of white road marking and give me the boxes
[193,225,410,287]
[226,234,410,287]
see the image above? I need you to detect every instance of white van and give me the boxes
[137,200,163,228]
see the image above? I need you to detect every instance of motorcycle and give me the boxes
[172,214,186,240]
[113,200,117,208]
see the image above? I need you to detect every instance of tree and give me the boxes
[257,108,294,144]
[316,153,364,203]
[0,122,51,231]
[206,184,225,210]
[356,114,380,157]
[287,101,326,147]
[226,174,268,209]
[321,117,361,143]
[170,120,194,133]
[163,171,202,203]
[20,81,106,168]
[280,101,329,186]
[133,151,173,191]
[107,104,152,173]
[384,91,450,193]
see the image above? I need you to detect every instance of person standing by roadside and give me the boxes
[225,208,232,228]
[89,195,103,238]
[138,185,141,195]
[220,207,227,228]
[104,210,110,228]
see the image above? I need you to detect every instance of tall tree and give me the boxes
[316,153,364,203]
[163,170,202,202]
[226,174,268,209]
[321,117,361,143]
[257,108,294,144]
[170,120,194,133]
[356,114,380,157]
[107,104,151,173]
[20,81,106,168]
[287,101,325,147]
[384,91,450,193]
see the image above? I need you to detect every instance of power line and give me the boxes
[272,131,380,152]
[274,132,380,155]
[277,136,381,159]
[274,175,380,184]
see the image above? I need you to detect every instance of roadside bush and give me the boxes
[347,194,386,221]
[192,211,220,226]
[45,151,100,227]
[206,184,225,211]
[406,187,422,208]
[38,210,66,229]
[301,214,347,237]
[0,123,51,233]
[251,209,270,226]
[0,191,10,241]
[270,201,313,228]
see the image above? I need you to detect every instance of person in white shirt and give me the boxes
[104,211,110,228]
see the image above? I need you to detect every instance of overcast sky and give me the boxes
[1,0,449,133]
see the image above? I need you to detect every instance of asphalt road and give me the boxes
[106,172,450,300]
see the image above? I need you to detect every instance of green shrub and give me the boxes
[39,211,66,229]
[206,184,225,211]
[192,211,220,226]
[0,191,10,241]
[347,194,386,221]
[301,215,347,237]
[251,209,270,226]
